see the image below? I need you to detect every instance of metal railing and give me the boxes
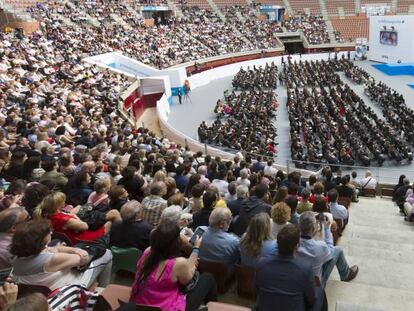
[285,159,414,185]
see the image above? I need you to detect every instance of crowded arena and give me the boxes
[0,0,413,310]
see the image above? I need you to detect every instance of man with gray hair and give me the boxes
[0,207,28,269]
[109,200,153,251]
[227,185,249,217]
[198,207,240,277]
[297,211,358,288]
[160,205,193,229]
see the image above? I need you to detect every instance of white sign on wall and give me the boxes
[369,15,414,63]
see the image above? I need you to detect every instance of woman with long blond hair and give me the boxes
[34,191,120,245]
[239,213,276,268]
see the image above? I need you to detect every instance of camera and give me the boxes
[315,213,328,222]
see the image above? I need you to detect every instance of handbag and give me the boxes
[74,236,109,272]
[48,284,99,311]
[77,203,107,231]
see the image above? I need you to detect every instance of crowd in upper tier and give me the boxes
[25,1,336,69]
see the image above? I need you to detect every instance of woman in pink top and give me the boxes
[130,221,217,311]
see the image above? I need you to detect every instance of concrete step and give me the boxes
[337,255,414,291]
[344,220,413,231]
[326,280,414,311]
[349,207,401,217]
[341,243,414,265]
[335,301,385,311]
[339,238,414,253]
[341,224,414,245]
[349,215,409,228]
[327,196,414,309]
[354,197,394,205]
[353,196,394,207]
[349,204,401,215]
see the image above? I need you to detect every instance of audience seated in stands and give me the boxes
[327,189,348,221]
[109,200,153,251]
[192,190,217,228]
[285,195,300,224]
[297,188,313,214]
[11,219,112,290]
[256,224,318,311]
[0,207,28,269]
[129,221,217,311]
[271,202,291,237]
[394,178,411,214]
[297,212,358,288]
[198,208,240,277]
[393,174,406,202]
[228,185,249,218]
[239,213,276,268]
[312,196,334,225]
[233,184,272,236]
[0,4,386,309]
[283,14,330,44]
[337,175,358,202]
[360,170,378,191]
[309,182,328,204]
[34,191,120,245]
[141,181,168,226]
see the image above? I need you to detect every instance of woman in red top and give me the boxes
[34,191,120,245]
[309,182,328,204]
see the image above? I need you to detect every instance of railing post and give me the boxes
[376,166,380,185]
[286,160,290,175]
[204,143,208,155]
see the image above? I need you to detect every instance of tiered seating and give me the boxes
[331,16,369,41]
[4,0,39,9]
[284,14,330,44]
[251,0,284,5]
[325,0,356,15]
[214,0,247,8]
[289,0,321,15]
[178,0,211,9]
[360,0,392,6]
[397,0,413,13]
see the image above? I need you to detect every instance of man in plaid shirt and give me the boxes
[142,181,168,226]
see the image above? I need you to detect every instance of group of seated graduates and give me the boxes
[284,57,413,168]
[232,63,278,90]
[342,60,414,148]
[198,65,279,156]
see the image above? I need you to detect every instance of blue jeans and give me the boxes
[321,246,350,287]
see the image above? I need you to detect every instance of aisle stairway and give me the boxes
[326,197,414,311]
